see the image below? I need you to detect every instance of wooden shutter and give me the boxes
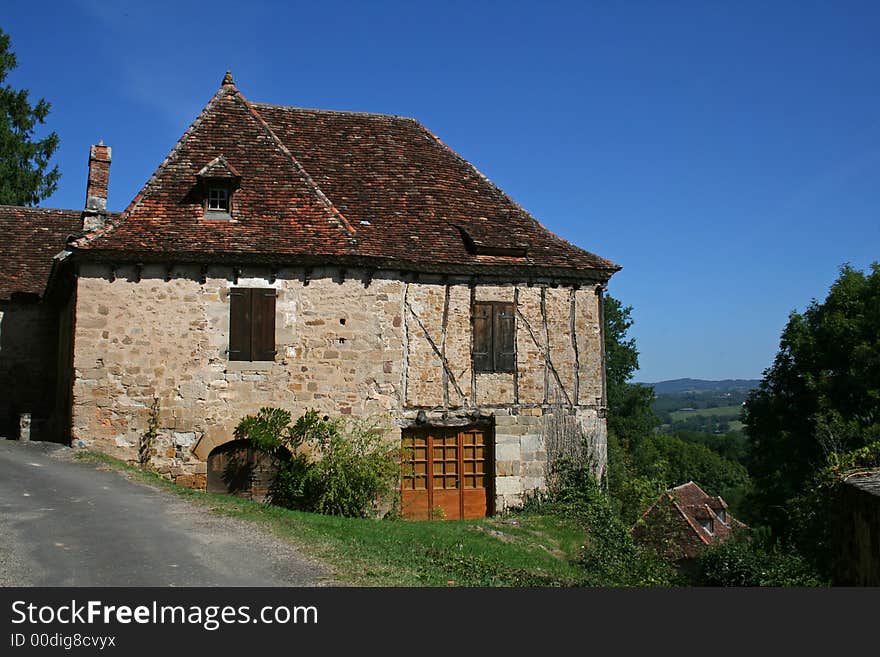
[229,288,252,361]
[252,289,277,361]
[494,303,516,372]
[473,302,493,372]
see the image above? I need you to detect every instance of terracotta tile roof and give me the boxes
[75,81,619,280]
[632,481,746,560]
[0,206,86,300]
[670,482,740,544]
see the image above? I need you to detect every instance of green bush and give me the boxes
[526,458,678,586]
[234,408,400,518]
[787,440,880,579]
[692,529,825,587]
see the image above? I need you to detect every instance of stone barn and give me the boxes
[0,73,619,518]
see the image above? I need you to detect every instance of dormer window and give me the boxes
[197,155,241,220]
[207,187,230,213]
[457,225,528,258]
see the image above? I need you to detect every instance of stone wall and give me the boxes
[834,473,880,586]
[0,300,59,441]
[69,263,607,510]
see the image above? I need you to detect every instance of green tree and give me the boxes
[633,433,751,508]
[603,295,658,449]
[744,263,880,537]
[0,28,60,206]
[603,294,663,523]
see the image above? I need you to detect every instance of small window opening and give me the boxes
[208,187,230,212]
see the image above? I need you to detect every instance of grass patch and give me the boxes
[75,451,587,587]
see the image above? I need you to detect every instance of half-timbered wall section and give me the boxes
[70,264,607,511]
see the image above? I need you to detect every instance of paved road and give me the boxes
[0,440,332,586]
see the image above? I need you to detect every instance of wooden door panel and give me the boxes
[401,430,430,519]
[401,490,431,520]
[401,426,491,520]
[433,490,462,520]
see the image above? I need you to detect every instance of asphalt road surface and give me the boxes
[0,440,332,586]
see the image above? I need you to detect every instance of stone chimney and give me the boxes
[83,141,111,231]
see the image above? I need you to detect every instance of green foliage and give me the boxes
[0,28,60,205]
[603,295,659,451]
[633,433,752,509]
[787,441,880,579]
[606,431,667,525]
[672,429,749,465]
[233,406,293,451]
[526,458,678,586]
[603,294,666,523]
[744,263,880,536]
[692,529,825,587]
[234,408,400,518]
[825,440,880,476]
[138,397,160,467]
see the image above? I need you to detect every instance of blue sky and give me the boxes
[3,1,878,382]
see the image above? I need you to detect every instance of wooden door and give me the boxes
[401,426,490,520]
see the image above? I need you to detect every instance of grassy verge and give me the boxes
[75,451,587,587]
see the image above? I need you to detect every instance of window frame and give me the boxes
[472,300,516,374]
[228,287,277,362]
[205,185,233,218]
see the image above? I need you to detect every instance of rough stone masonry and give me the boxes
[70,263,607,511]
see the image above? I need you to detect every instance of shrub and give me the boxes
[692,528,825,587]
[234,408,400,518]
[526,457,678,586]
[786,440,880,579]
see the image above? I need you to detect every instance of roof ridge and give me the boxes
[413,121,620,272]
[71,84,238,248]
[250,101,414,121]
[244,99,357,237]
[0,204,81,213]
[671,499,713,545]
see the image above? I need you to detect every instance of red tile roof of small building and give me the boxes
[0,206,85,300]
[669,481,742,546]
[632,481,746,560]
[74,79,619,280]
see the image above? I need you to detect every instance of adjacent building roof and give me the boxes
[0,206,85,300]
[632,481,746,561]
[73,75,619,280]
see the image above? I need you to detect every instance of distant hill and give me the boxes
[639,378,761,395]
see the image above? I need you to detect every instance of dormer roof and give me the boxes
[197,155,241,182]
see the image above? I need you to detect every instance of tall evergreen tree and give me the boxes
[0,27,60,206]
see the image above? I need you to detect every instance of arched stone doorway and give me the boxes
[206,439,289,501]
